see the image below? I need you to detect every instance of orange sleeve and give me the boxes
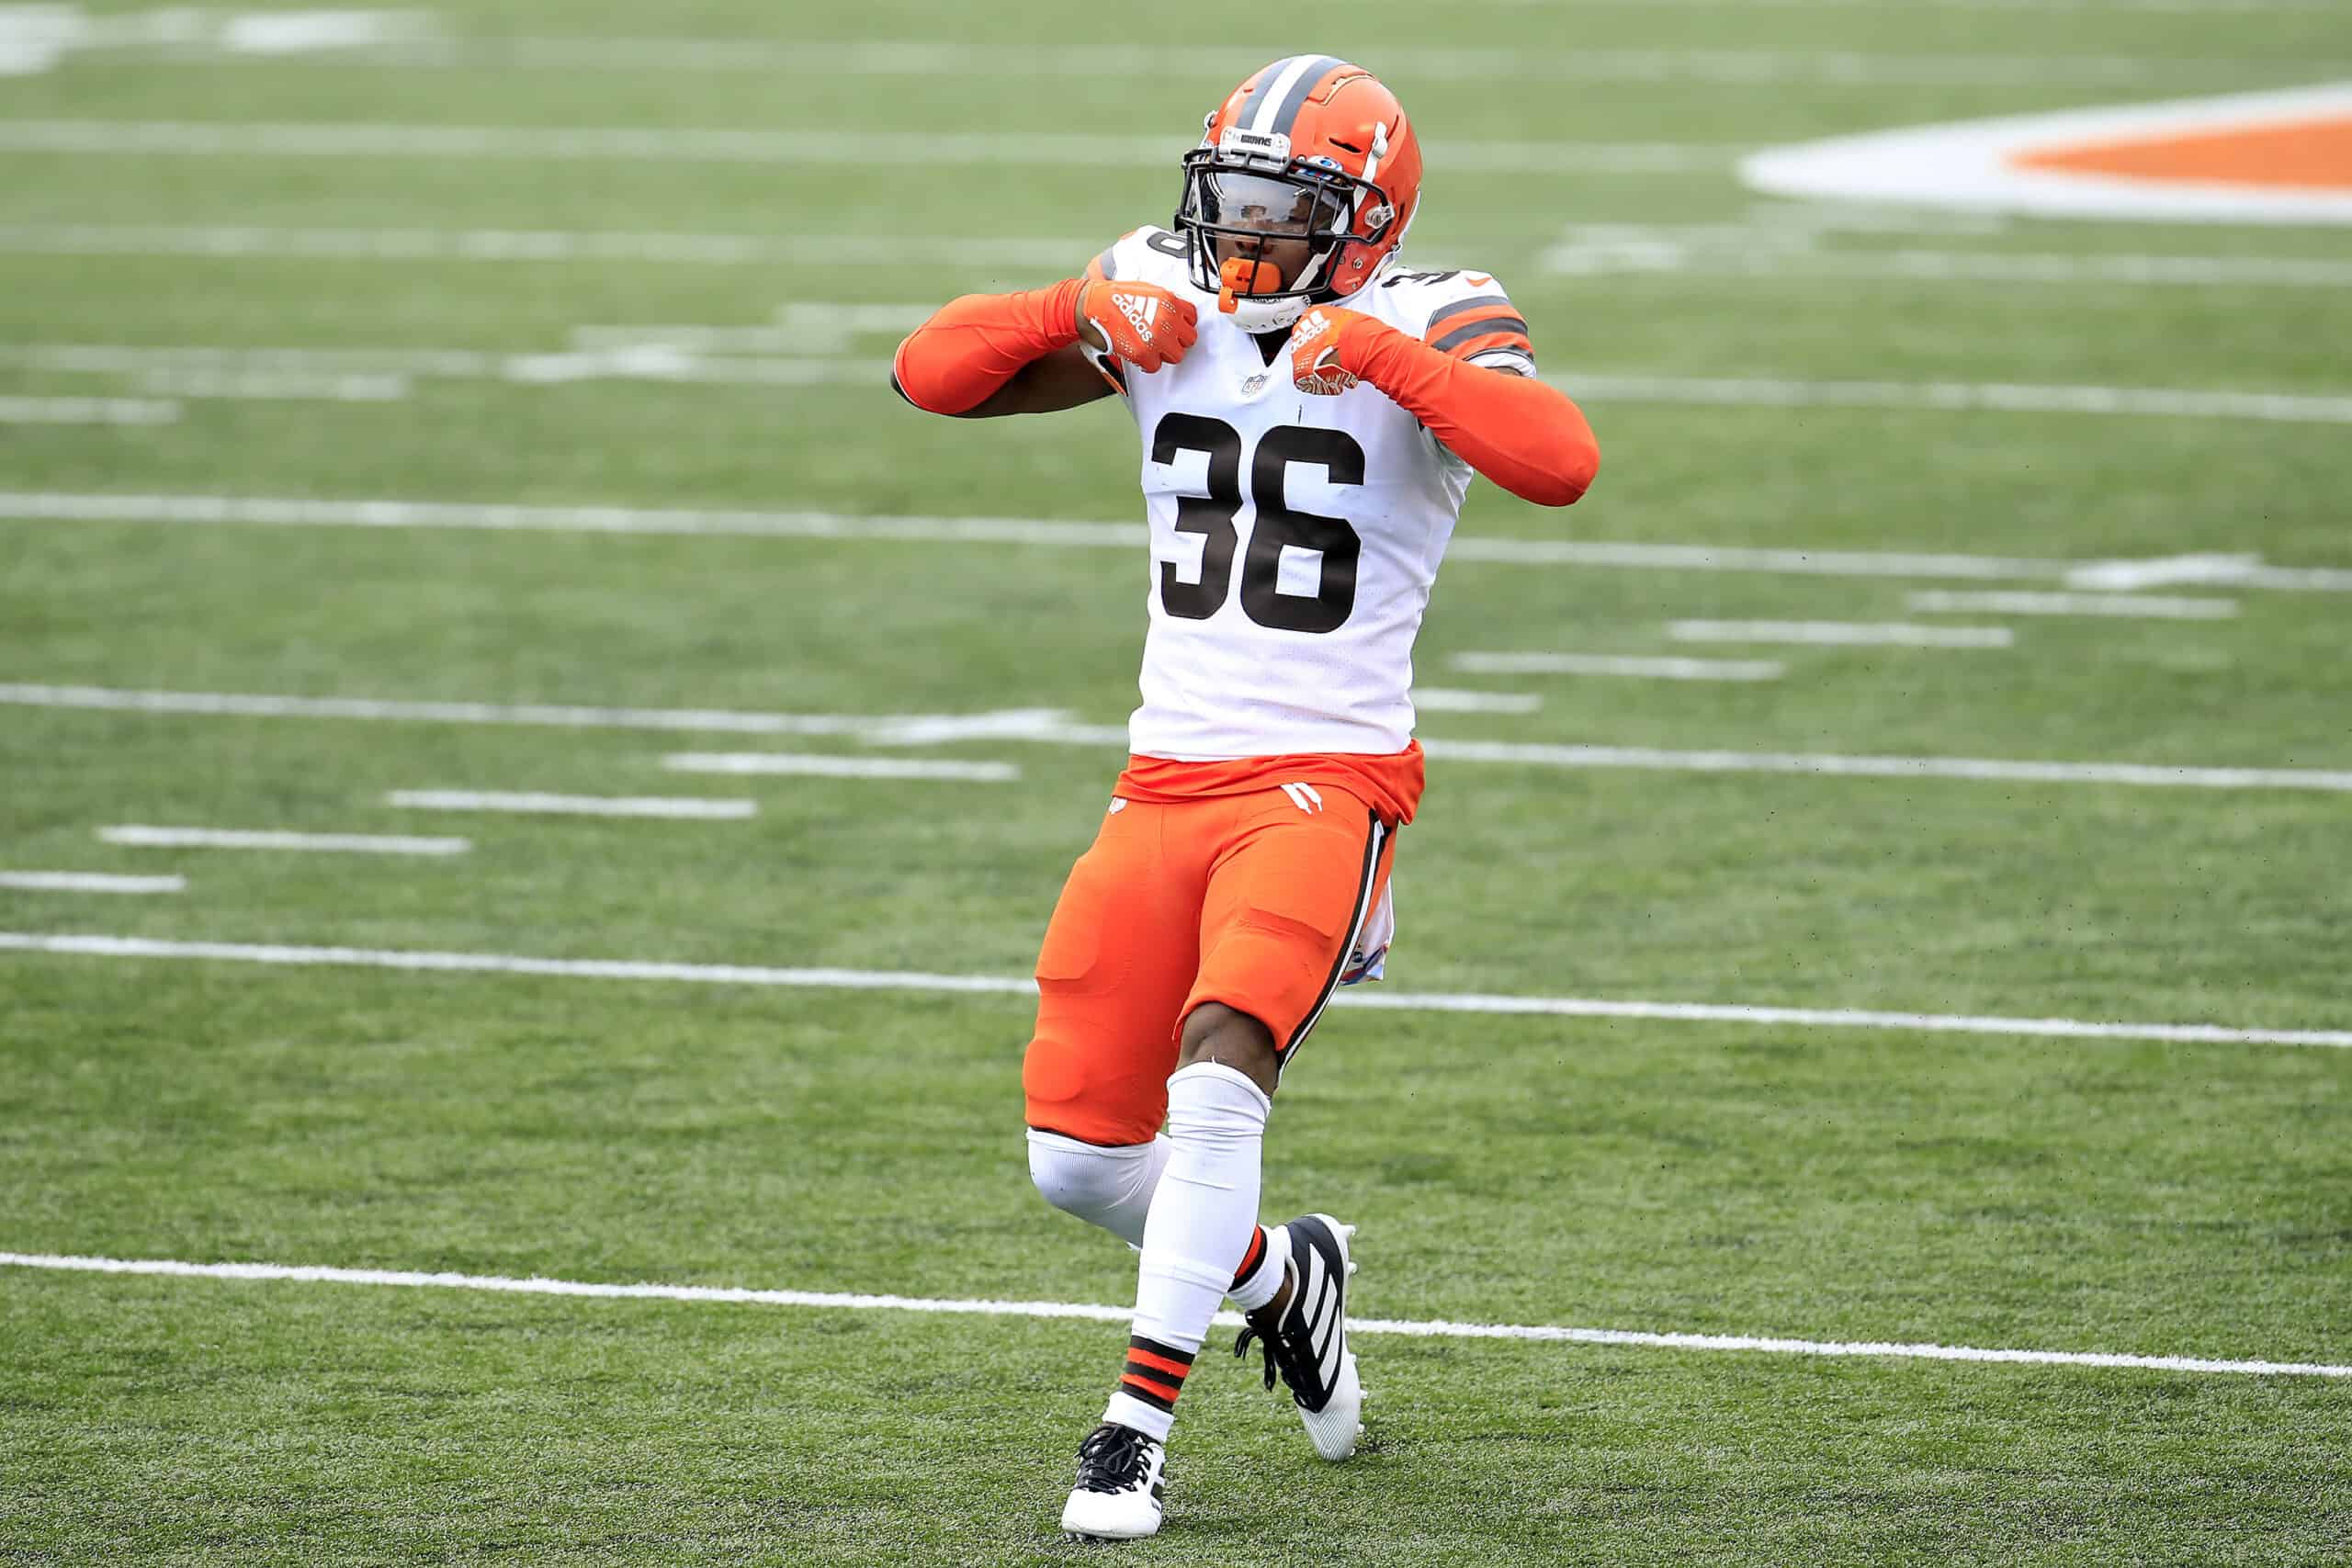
[1341,320,1598,507]
[890,276,1085,415]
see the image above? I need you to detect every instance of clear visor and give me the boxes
[1189,171,1349,239]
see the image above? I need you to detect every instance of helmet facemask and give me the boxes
[1174,145,1397,333]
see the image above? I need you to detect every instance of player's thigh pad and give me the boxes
[1023,804,1206,1145]
[1188,788,1388,1055]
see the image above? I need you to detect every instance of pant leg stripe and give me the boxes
[1283,810,1385,1061]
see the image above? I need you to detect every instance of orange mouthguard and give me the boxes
[1217,256,1283,314]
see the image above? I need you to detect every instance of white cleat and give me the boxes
[1235,1213,1364,1461]
[1060,1423,1167,1540]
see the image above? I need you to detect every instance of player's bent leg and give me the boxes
[1183,788,1391,1463]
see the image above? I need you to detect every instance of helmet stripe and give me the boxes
[1270,55,1345,141]
[1250,54,1341,138]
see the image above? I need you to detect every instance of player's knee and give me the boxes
[1027,1133,1118,1218]
[1177,1002,1280,1096]
[1025,1129,1161,1245]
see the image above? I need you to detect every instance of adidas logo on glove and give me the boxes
[1116,291,1160,346]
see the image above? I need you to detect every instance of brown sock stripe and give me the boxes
[1125,1335,1194,1374]
[1228,1226,1267,1290]
[1120,1334,1194,1410]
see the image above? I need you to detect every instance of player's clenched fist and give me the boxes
[1076,278,1197,373]
[1286,306,1374,396]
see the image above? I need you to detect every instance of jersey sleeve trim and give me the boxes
[1427,311,1533,360]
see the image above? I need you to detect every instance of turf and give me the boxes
[3,1,2350,1562]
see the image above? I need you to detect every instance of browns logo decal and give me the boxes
[1740,84,2352,225]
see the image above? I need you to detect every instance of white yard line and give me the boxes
[134,368,409,402]
[1,1249,2341,1379]
[3,931,2350,1050]
[1451,653,1787,682]
[1480,0,2338,11]
[9,492,2350,592]
[0,395,178,424]
[2,681,1051,739]
[12,340,2345,423]
[1544,242,2352,289]
[1906,591,2240,620]
[1,341,872,392]
[1418,739,2352,793]
[0,223,1096,266]
[19,682,2352,792]
[2065,555,2352,593]
[99,825,469,855]
[1560,373,2352,425]
[1669,620,2016,649]
[283,36,2344,87]
[662,752,1021,783]
[386,790,755,819]
[0,121,1732,173]
[1407,688,1544,715]
[0,871,184,894]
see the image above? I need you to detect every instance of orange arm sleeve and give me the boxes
[890,278,1085,415]
[1342,321,1600,507]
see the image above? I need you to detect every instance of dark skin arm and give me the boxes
[897,299,1121,418]
[943,339,1118,418]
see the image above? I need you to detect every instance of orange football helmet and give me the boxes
[1173,56,1424,331]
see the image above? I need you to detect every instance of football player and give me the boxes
[892,56,1599,1541]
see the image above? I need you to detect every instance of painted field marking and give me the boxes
[3,682,1038,738]
[1479,0,2340,12]
[20,682,2352,793]
[1906,590,2240,620]
[13,336,2346,423]
[4,931,2350,1049]
[662,752,1021,783]
[1,343,503,376]
[1408,688,1544,715]
[1,340,869,394]
[0,223,1098,266]
[386,790,755,820]
[0,121,1733,173]
[99,825,469,855]
[1743,84,2352,225]
[134,368,409,402]
[266,34,2349,88]
[0,395,178,424]
[1418,739,2352,794]
[1,1250,2342,1380]
[1452,652,1787,682]
[9,494,2350,593]
[1668,621,2017,649]
[0,6,424,77]
[1562,373,2352,425]
[2066,555,2352,593]
[1543,232,2352,288]
[0,871,184,894]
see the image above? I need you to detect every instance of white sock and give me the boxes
[1227,1223,1289,1314]
[1026,1130,1171,1248]
[1103,1062,1270,1441]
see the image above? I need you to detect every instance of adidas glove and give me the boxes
[1284,305,1376,396]
[1076,278,1198,374]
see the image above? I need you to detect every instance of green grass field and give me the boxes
[4,2,2350,1562]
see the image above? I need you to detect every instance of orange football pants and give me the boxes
[1023,784,1396,1147]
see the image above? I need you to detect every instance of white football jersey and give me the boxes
[1084,227,1532,761]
